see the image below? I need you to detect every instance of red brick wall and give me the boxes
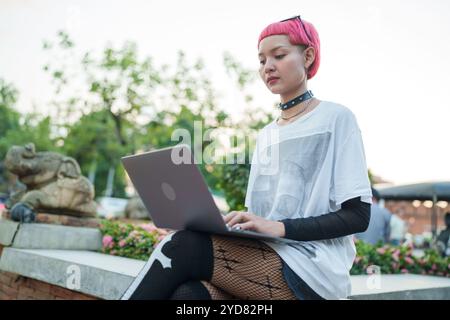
[0,270,99,300]
[384,200,449,235]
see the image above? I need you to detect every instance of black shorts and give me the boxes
[281,261,325,300]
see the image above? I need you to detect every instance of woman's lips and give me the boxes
[268,78,279,85]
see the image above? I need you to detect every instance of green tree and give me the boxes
[62,110,133,197]
[0,79,55,159]
[43,31,230,197]
[0,79,21,157]
[211,53,273,210]
[141,51,229,189]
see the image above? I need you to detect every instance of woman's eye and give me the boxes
[275,54,285,59]
[259,60,265,65]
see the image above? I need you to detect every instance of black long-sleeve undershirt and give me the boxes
[280,197,371,241]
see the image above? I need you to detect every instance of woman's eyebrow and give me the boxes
[258,45,289,57]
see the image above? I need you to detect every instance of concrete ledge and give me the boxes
[0,219,19,246]
[13,223,102,251]
[0,219,102,251]
[0,248,145,300]
[1,244,449,300]
[349,274,450,299]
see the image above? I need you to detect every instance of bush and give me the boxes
[99,219,170,261]
[351,239,450,277]
[99,220,449,278]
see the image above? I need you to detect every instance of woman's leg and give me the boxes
[209,235,297,300]
[169,281,236,300]
[122,230,214,300]
[122,230,297,300]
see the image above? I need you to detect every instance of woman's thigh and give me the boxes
[210,235,297,300]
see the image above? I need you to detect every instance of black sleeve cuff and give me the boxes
[278,197,371,241]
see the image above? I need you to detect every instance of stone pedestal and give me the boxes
[0,213,105,300]
[0,218,102,251]
[2,210,101,228]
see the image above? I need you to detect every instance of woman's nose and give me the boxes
[264,59,275,73]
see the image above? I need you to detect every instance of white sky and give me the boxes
[1,0,450,186]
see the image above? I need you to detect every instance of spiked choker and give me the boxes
[279,90,314,110]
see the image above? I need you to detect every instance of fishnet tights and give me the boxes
[203,235,297,300]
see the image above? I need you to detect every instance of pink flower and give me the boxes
[119,239,127,247]
[102,235,113,247]
[392,253,399,262]
[401,269,409,274]
[432,264,437,271]
[157,228,169,236]
[140,223,157,233]
[376,248,386,255]
[405,257,414,265]
[129,230,140,239]
[391,262,399,270]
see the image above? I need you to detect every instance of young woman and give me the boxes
[122,15,372,300]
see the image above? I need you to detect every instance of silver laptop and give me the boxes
[121,144,298,245]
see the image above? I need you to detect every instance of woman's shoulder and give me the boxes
[320,100,355,117]
[319,100,359,126]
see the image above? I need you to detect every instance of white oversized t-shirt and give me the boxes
[244,100,372,299]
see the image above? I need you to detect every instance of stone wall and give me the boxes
[1,219,450,300]
[0,270,98,300]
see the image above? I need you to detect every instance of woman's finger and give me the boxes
[227,212,250,227]
[237,220,255,231]
[223,211,237,224]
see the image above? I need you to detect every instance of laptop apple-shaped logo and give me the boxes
[161,182,176,201]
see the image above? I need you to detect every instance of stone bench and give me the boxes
[0,219,102,251]
[1,246,449,300]
[1,218,449,300]
[349,274,450,300]
[0,247,143,299]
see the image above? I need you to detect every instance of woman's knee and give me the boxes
[156,230,214,278]
[170,280,211,300]
[166,230,212,254]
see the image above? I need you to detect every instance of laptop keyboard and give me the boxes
[225,225,297,244]
[227,226,245,233]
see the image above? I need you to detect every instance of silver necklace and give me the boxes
[279,97,314,121]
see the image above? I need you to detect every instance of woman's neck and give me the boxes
[280,84,308,104]
[279,86,310,118]
[277,98,320,126]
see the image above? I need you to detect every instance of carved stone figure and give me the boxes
[4,143,97,222]
[124,195,149,220]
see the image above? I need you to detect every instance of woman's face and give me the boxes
[258,35,310,98]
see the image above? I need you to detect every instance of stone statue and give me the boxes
[124,195,149,220]
[0,161,7,196]
[4,143,97,222]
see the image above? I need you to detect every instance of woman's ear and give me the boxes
[304,47,316,69]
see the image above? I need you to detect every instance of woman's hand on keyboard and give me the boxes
[223,211,285,238]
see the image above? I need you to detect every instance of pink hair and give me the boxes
[257,18,321,80]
